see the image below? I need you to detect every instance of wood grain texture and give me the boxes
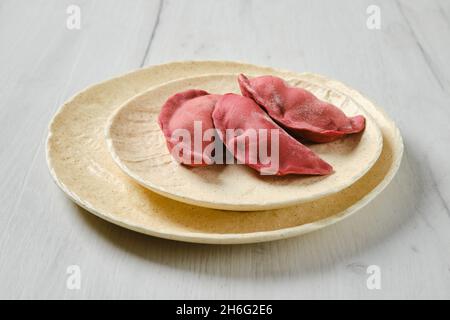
[0,0,449,299]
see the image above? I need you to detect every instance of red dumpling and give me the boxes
[158,90,221,166]
[238,74,365,143]
[212,94,332,176]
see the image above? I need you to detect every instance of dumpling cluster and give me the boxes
[158,75,366,176]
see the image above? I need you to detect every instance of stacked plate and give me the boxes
[46,61,403,244]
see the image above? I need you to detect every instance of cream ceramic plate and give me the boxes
[106,74,382,211]
[46,61,403,244]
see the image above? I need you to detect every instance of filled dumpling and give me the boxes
[212,94,333,175]
[158,90,221,166]
[238,74,365,143]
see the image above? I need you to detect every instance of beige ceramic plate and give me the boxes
[106,74,382,211]
[46,61,403,244]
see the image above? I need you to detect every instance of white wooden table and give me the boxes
[1,0,450,299]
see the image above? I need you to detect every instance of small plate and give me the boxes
[46,61,403,244]
[106,74,382,211]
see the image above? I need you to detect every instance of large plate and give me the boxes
[106,74,382,211]
[46,61,403,244]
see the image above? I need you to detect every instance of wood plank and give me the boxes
[0,0,162,299]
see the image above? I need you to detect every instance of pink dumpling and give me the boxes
[158,90,221,166]
[212,94,332,176]
[239,74,365,143]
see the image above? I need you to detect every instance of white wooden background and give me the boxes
[1,0,450,299]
